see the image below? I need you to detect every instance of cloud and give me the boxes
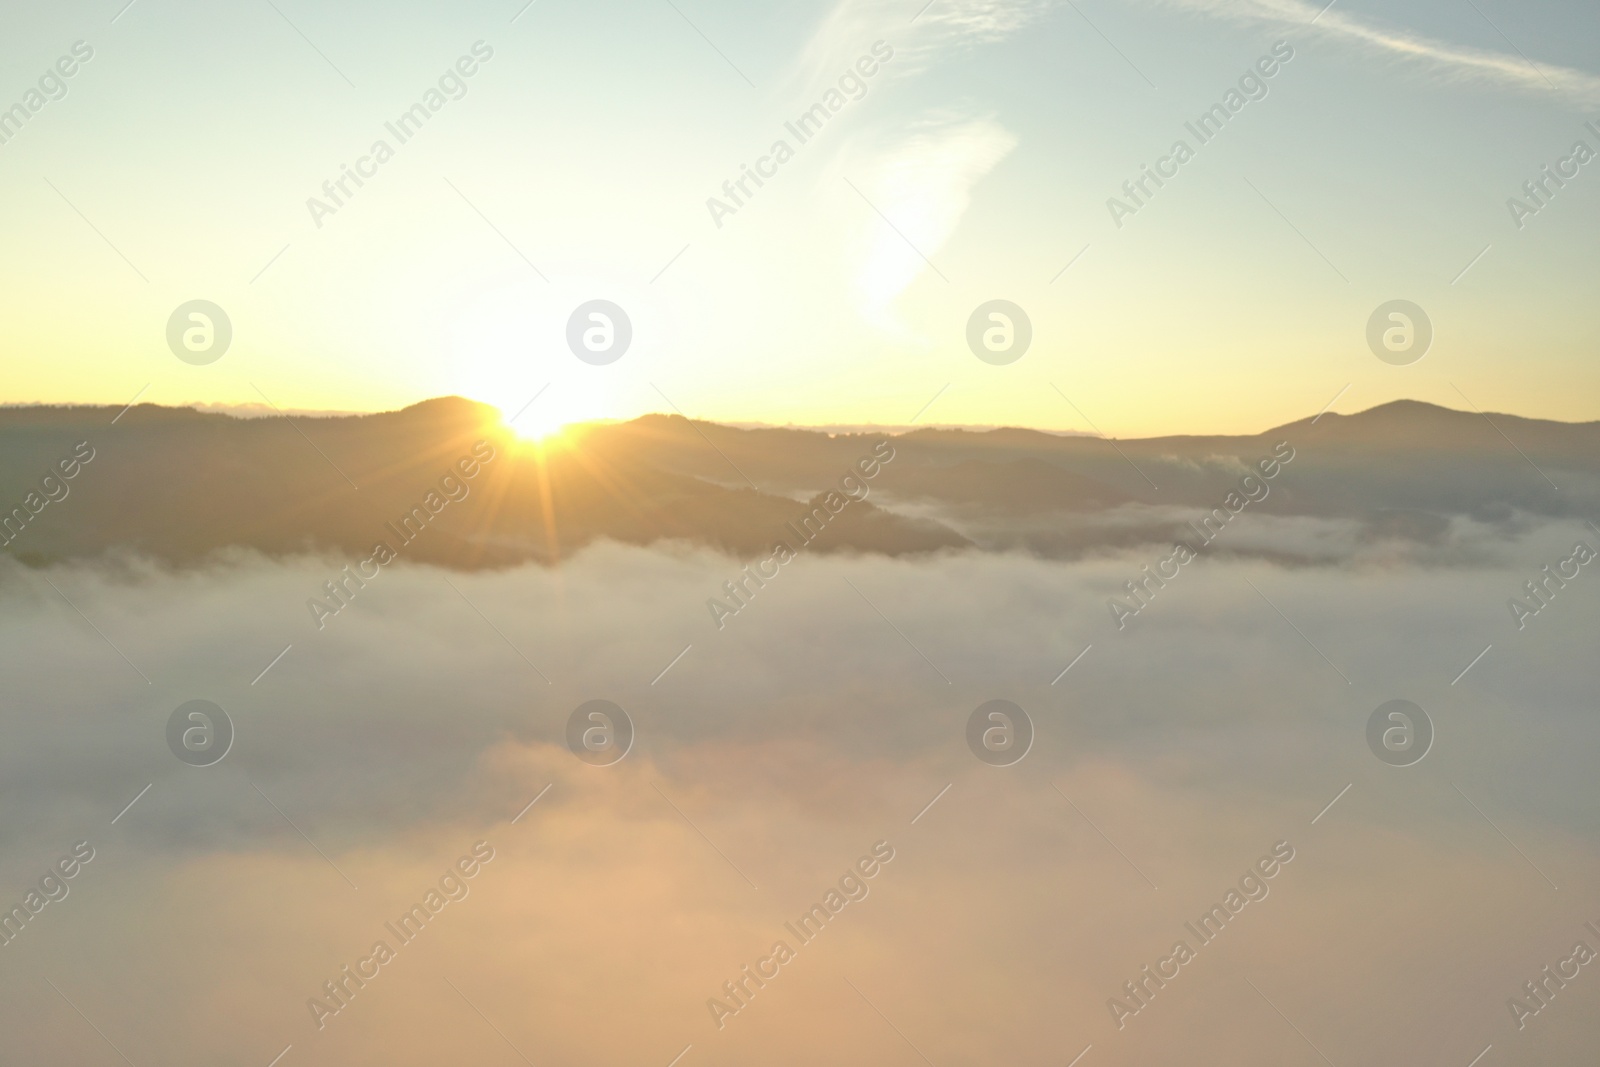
[0,520,1595,847]
[787,0,1060,88]
[2,534,1598,1063]
[789,0,1600,106]
[1140,0,1600,103]
[762,1,1032,330]
[834,115,1018,326]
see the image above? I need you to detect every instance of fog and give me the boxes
[1,519,1597,1065]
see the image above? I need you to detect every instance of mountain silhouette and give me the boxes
[0,398,1592,568]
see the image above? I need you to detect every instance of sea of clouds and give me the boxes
[0,524,1597,1065]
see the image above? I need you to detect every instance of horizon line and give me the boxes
[2,395,1595,441]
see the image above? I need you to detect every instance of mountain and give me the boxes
[0,399,965,568]
[0,398,1593,568]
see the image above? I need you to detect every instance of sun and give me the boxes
[504,396,574,442]
[491,380,620,444]
[446,273,657,445]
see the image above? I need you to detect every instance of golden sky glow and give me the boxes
[3,0,1597,436]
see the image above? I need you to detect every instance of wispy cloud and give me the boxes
[785,0,1059,90]
[835,115,1018,324]
[1141,0,1600,103]
[756,0,1047,330]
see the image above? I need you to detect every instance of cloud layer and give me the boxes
[2,525,1598,1064]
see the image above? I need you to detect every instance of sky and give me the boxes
[2,0,1598,436]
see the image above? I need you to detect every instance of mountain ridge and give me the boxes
[0,398,1593,568]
